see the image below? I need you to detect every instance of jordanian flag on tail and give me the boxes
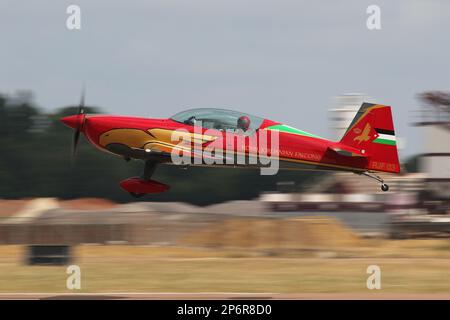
[373,128,396,146]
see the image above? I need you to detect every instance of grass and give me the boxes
[1,241,450,293]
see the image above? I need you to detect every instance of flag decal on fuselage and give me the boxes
[373,128,396,146]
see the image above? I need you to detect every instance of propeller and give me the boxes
[71,88,86,160]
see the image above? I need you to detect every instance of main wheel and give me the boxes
[381,184,389,192]
[130,192,145,198]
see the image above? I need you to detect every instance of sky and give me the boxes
[1,0,450,158]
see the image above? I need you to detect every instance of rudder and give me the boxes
[340,103,400,173]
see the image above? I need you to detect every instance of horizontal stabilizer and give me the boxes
[328,146,367,158]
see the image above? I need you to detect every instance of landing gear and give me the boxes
[119,160,170,196]
[359,171,390,192]
[130,192,145,198]
[142,160,157,180]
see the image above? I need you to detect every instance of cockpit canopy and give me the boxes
[170,108,265,132]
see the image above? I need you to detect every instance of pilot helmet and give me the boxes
[237,115,251,131]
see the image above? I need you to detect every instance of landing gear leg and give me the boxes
[142,160,157,180]
[127,161,158,198]
[359,171,389,192]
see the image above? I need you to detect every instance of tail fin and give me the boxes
[340,103,400,173]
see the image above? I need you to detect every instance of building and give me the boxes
[415,98,450,203]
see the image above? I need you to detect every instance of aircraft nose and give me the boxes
[61,115,83,130]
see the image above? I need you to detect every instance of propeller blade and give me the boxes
[78,86,85,116]
[72,86,86,162]
[72,129,80,159]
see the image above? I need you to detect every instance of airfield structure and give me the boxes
[415,91,450,209]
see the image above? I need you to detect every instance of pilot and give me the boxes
[237,115,251,132]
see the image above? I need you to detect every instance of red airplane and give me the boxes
[61,96,400,197]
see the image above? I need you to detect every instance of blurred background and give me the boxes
[1,1,450,296]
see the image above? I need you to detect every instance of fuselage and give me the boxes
[61,113,370,173]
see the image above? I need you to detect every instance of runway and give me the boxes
[1,293,450,300]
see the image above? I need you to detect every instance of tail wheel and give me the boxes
[360,172,390,192]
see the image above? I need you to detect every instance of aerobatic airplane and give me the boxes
[61,96,400,197]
